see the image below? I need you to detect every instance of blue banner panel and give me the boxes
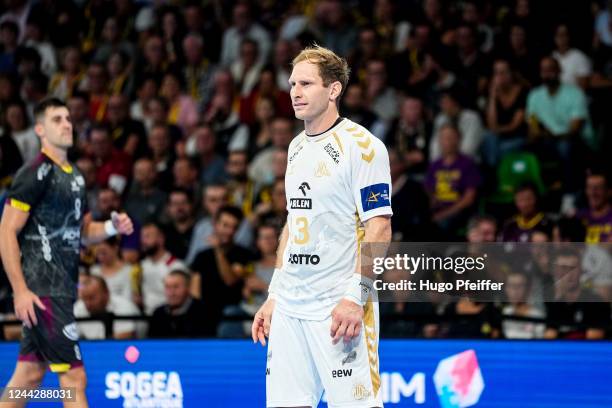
[0,339,610,407]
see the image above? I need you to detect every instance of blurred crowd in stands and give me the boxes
[0,0,612,340]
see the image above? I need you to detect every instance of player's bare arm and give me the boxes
[252,222,288,346]
[330,215,392,345]
[0,204,47,328]
[81,211,134,245]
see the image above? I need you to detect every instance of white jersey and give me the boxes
[276,118,392,320]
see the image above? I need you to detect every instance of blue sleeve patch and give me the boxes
[360,183,391,212]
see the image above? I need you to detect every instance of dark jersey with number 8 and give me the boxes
[6,153,88,300]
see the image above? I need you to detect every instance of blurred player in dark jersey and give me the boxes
[0,98,133,407]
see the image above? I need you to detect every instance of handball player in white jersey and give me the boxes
[251,45,392,408]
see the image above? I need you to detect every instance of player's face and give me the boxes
[289,61,335,122]
[37,106,73,149]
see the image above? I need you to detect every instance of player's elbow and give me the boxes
[365,216,392,243]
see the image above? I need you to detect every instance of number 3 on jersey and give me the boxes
[293,217,310,244]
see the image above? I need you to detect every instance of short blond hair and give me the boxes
[292,45,350,97]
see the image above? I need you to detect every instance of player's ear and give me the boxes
[34,122,45,139]
[329,81,342,102]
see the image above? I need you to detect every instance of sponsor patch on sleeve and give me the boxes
[360,183,390,212]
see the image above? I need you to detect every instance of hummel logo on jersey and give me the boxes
[298,182,311,196]
[37,163,51,181]
[314,161,330,177]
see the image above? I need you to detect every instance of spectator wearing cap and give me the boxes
[425,124,480,236]
[430,89,484,162]
[140,222,188,315]
[148,270,207,338]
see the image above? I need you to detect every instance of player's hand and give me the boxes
[112,211,133,235]
[13,289,46,328]
[252,298,275,346]
[330,298,364,345]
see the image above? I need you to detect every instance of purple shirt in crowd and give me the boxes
[425,154,481,212]
[576,207,612,243]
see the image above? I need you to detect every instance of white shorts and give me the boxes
[266,299,383,408]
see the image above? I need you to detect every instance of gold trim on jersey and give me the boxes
[363,297,380,396]
[9,198,30,212]
[355,211,365,255]
[41,148,73,174]
[332,132,344,154]
[346,125,376,163]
